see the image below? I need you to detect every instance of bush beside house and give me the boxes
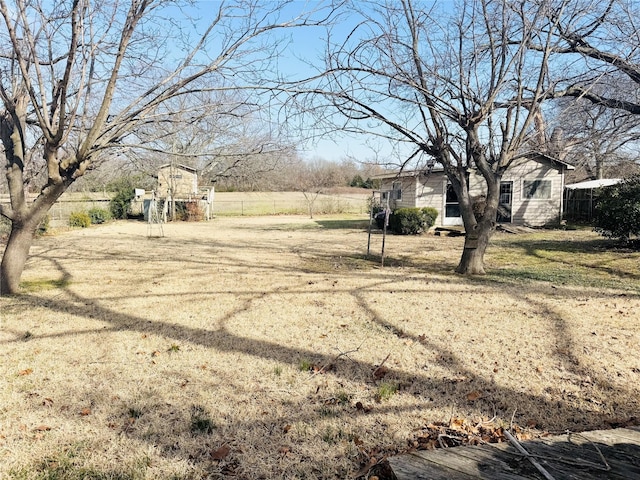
[594,174,640,242]
[375,207,439,235]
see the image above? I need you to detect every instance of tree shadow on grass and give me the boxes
[3,227,640,478]
[9,277,637,478]
[490,237,640,286]
[314,218,371,230]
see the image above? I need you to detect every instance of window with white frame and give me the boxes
[523,179,551,199]
[392,182,402,201]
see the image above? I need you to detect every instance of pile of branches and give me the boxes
[409,417,542,450]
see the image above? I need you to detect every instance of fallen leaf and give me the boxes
[355,401,372,413]
[450,417,465,430]
[373,366,389,380]
[80,408,91,416]
[466,390,482,401]
[18,368,33,376]
[211,445,231,460]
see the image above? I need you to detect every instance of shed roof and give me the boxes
[565,178,622,190]
[158,163,198,173]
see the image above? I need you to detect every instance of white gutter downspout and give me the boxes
[560,166,566,223]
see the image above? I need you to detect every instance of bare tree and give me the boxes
[0,0,336,294]
[549,95,640,180]
[129,90,298,209]
[514,0,640,181]
[281,157,348,218]
[541,1,640,118]
[292,157,346,218]
[293,0,561,274]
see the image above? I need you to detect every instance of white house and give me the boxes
[375,154,574,227]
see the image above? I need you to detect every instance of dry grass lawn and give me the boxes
[1,215,639,479]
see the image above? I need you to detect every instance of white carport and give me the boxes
[564,178,623,221]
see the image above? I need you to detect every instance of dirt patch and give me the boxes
[1,216,639,479]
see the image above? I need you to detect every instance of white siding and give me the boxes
[469,158,564,226]
[376,157,567,227]
[416,174,448,226]
[379,177,418,209]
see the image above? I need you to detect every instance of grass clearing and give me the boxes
[1,216,639,479]
[19,277,71,292]
[486,230,640,292]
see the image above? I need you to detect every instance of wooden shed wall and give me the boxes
[157,166,198,197]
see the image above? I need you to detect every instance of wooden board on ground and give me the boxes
[389,427,640,480]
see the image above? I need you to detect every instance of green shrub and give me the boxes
[594,174,640,241]
[388,207,438,235]
[172,201,188,221]
[110,185,135,219]
[36,215,50,235]
[421,207,439,226]
[367,197,384,217]
[88,207,112,224]
[69,211,91,228]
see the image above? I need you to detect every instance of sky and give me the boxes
[171,0,395,164]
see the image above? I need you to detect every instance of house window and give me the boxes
[392,182,402,201]
[445,182,461,217]
[497,181,513,223]
[523,180,551,199]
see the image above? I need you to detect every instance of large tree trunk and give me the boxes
[0,183,66,295]
[452,151,499,275]
[455,223,492,275]
[0,221,38,295]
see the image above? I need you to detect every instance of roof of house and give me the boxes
[528,153,575,170]
[158,163,198,173]
[565,178,622,190]
[371,166,445,180]
[373,154,574,180]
